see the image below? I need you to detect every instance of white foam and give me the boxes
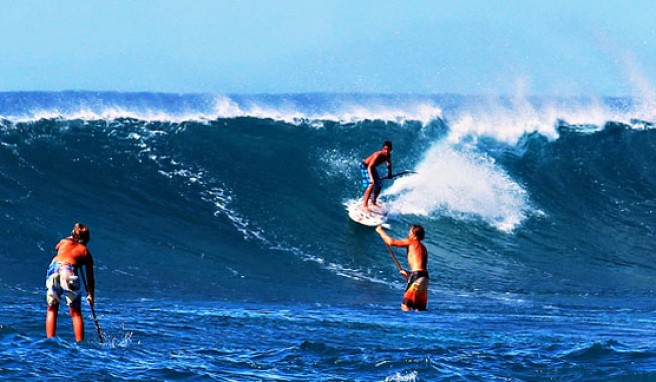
[446,96,627,145]
[0,94,444,127]
[4,92,656,137]
[207,96,443,126]
[4,106,213,124]
[384,143,531,232]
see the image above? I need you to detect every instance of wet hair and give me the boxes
[383,140,393,150]
[71,223,90,244]
[411,224,425,241]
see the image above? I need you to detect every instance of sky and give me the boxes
[0,0,655,96]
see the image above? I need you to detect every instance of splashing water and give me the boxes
[385,143,532,232]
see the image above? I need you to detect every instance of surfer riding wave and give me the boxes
[360,141,392,212]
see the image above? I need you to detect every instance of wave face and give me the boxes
[1,92,655,301]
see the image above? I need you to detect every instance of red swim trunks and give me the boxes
[402,270,429,311]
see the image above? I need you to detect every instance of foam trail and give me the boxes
[621,51,656,121]
[594,31,656,121]
[385,142,532,232]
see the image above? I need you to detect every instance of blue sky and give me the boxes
[1,1,654,96]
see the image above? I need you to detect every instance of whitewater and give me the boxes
[0,91,655,381]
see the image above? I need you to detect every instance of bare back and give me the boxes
[53,238,92,268]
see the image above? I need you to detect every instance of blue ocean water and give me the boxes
[0,91,655,381]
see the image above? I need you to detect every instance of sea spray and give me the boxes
[385,142,532,232]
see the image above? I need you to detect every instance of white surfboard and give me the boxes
[346,200,389,226]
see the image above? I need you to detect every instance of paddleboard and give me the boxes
[347,200,389,226]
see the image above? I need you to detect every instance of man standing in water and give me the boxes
[375,224,429,311]
[45,223,96,342]
[360,141,393,212]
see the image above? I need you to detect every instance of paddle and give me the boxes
[382,170,417,180]
[376,225,408,279]
[79,269,103,343]
[384,243,403,273]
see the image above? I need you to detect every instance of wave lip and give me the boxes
[0,92,444,126]
[445,95,656,145]
[3,93,655,138]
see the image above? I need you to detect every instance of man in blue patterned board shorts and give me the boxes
[45,223,96,342]
[360,141,393,212]
[46,261,81,308]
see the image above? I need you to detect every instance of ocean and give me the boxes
[0,91,655,381]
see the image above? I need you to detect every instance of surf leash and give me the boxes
[80,269,104,343]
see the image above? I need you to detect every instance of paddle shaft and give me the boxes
[79,269,103,343]
[384,243,404,274]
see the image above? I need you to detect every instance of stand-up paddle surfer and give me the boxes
[360,141,393,212]
[375,224,429,311]
[45,223,96,342]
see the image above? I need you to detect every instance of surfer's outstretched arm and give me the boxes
[377,224,429,311]
[375,225,392,245]
[375,226,410,247]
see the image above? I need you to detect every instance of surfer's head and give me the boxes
[71,223,90,244]
[383,140,393,152]
[410,224,425,241]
